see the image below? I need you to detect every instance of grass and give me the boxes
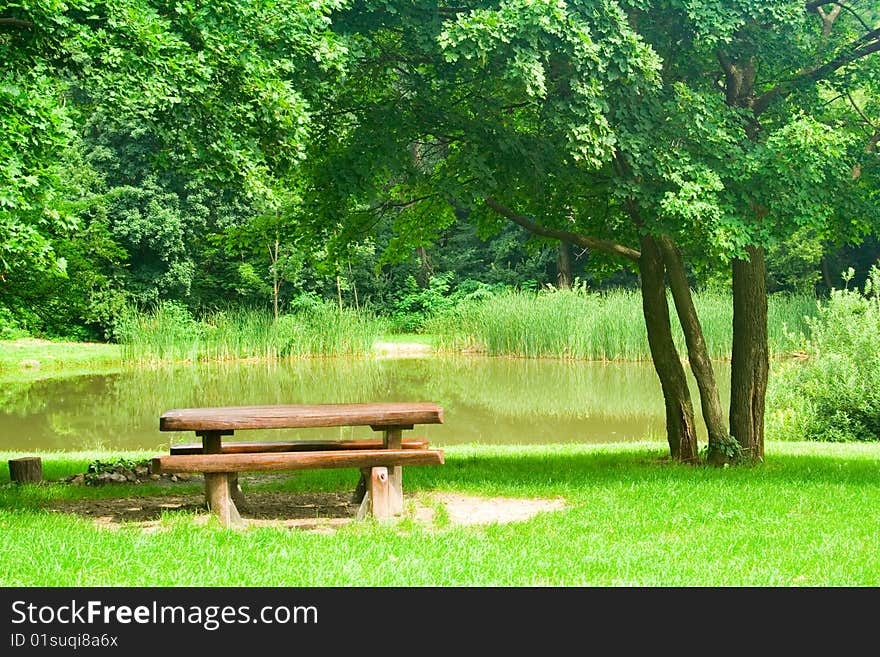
[0,338,123,377]
[1,442,879,586]
[426,288,816,360]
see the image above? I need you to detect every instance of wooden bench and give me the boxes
[153,403,444,527]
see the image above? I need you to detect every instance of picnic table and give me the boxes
[152,403,445,527]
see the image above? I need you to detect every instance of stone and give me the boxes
[149,474,160,481]
[176,472,191,482]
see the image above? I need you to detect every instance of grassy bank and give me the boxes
[2,442,879,586]
[426,289,816,360]
[0,338,123,378]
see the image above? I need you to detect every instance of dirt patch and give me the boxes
[46,491,565,533]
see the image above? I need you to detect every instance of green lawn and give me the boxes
[1,442,878,586]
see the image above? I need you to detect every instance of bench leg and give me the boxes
[388,465,403,515]
[205,472,244,528]
[228,473,248,511]
[356,466,404,521]
[352,467,370,504]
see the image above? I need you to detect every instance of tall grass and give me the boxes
[426,288,816,361]
[116,301,387,363]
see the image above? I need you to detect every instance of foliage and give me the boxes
[84,457,150,485]
[768,265,880,442]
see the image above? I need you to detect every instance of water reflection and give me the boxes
[0,356,731,451]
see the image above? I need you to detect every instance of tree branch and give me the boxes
[846,90,879,132]
[484,197,641,262]
[752,28,880,116]
[806,2,872,32]
[0,17,33,29]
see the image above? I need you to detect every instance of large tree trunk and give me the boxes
[657,235,734,464]
[556,241,572,289]
[639,235,698,463]
[730,245,768,462]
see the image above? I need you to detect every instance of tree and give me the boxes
[311,0,879,463]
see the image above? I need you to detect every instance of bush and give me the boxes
[768,266,880,442]
[0,304,29,340]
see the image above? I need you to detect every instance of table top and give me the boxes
[160,402,444,432]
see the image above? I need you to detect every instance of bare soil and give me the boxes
[46,490,565,533]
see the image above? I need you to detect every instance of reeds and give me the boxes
[116,301,386,363]
[426,288,816,361]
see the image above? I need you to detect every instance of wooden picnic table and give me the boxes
[153,402,445,527]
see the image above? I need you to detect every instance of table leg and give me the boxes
[205,473,243,527]
[383,428,404,516]
[197,430,244,528]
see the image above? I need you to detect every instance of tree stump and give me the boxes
[9,457,42,484]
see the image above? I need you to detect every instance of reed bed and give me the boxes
[116,302,386,363]
[426,288,816,361]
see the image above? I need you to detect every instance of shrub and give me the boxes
[768,266,880,442]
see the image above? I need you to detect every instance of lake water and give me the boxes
[0,356,731,451]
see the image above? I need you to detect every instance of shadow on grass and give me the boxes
[41,491,358,525]
[2,448,878,518]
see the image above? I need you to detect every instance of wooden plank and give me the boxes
[160,403,443,432]
[170,438,429,455]
[152,449,444,474]
[8,457,42,484]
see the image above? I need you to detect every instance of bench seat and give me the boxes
[169,438,429,455]
[152,448,445,474]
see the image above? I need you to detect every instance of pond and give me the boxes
[0,356,731,451]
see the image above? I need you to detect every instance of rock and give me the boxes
[170,475,178,482]
[70,474,85,486]
[176,472,191,482]
[134,466,149,477]
[149,474,160,481]
[108,472,127,483]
